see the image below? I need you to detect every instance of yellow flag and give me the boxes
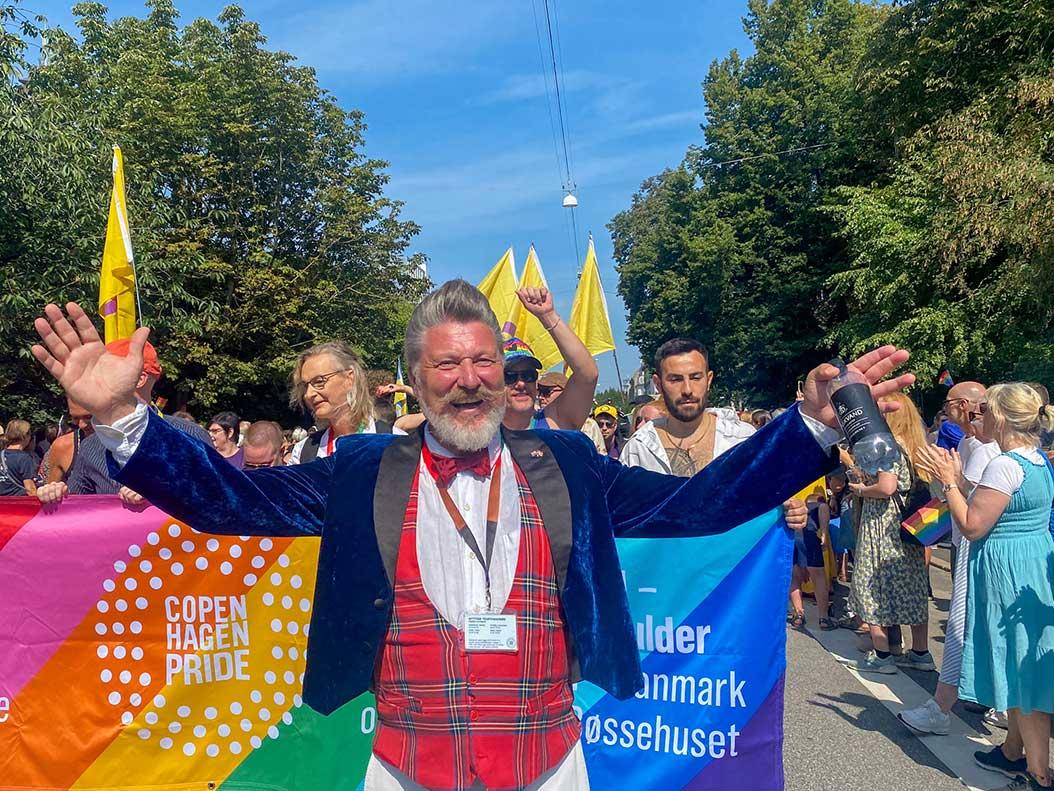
[394,359,408,418]
[504,245,562,370]
[99,145,137,343]
[477,247,518,325]
[569,236,616,358]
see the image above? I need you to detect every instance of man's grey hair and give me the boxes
[404,279,503,376]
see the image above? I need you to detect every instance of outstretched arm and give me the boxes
[604,345,915,537]
[517,287,599,430]
[111,406,331,536]
[604,405,838,537]
[31,303,330,536]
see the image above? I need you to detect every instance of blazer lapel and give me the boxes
[503,427,573,589]
[373,427,423,585]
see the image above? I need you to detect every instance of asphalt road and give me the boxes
[783,548,1053,791]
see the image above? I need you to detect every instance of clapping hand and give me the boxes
[916,444,961,486]
[800,346,915,430]
[32,303,147,425]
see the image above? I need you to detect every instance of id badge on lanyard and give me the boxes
[464,612,518,652]
[423,446,519,652]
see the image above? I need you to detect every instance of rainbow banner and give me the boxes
[1,496,790,790]
[0,496,372,791]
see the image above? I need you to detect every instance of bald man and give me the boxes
[242,421,285,468]
[936,381,986,449]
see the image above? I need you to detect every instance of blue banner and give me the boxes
[575,507,791,790]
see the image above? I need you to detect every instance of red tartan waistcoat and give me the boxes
[372,461,580,791]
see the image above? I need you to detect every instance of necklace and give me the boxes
[665,413,714,450]
[660,413,716,477]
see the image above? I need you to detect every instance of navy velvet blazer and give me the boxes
[114,405,835,715]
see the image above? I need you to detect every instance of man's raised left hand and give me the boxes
[800,345,915,429]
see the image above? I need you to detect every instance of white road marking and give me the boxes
[801,603,1005,791]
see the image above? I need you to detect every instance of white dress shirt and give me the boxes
[95,405,588,790]
[289,419,407,464]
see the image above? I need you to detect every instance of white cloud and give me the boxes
[474,69,620,105]
[270,0,527,82]
[622,110,702,135]
[387,140,671,237]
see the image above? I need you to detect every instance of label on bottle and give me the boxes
[831,382,889,445]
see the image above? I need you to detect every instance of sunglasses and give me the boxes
[243,460,276,469]
[537,386,564,397]
[596,419,616,429]
[944,397,988,413]
[504,369,539,386]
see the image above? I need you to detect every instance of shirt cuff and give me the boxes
[798,409,841,452]
[93,402,150,468]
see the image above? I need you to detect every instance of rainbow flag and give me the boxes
[938,370,954,388]
[899,497,952,546]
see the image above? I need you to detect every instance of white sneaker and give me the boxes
[983,709,1010,730]
[898,699,951,735]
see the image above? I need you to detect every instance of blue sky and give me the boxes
[29,0,753,390]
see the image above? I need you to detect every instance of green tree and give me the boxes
[594,387,629,414]
[826,0,1054,398]
[0,1,427,426]
[611,0,1054,410]
[611,0,886,406]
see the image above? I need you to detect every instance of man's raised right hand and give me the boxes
[32,302,147,425]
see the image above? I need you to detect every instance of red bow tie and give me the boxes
[430,448,492,488]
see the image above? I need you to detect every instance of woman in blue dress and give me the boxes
[932,382,1054,791]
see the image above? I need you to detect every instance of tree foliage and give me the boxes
[0,1,427,425]
[611,0,1054,408]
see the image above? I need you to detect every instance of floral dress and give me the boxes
[847,454,929,625]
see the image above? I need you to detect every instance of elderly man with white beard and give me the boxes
[32,279,915,791]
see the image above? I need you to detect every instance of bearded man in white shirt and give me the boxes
[621,338,759,474]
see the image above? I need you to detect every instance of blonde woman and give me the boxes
[288,341,403,464]
[929,383,1054,790]
[841,391,933,675]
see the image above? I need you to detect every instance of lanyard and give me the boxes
[325,422,368,457]
[422,444,503,612]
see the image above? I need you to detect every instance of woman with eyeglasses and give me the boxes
[288,341,405,465]
[500,288,599,433]
[208,411,244,468]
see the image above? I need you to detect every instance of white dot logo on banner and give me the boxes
[94,530,310,757]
